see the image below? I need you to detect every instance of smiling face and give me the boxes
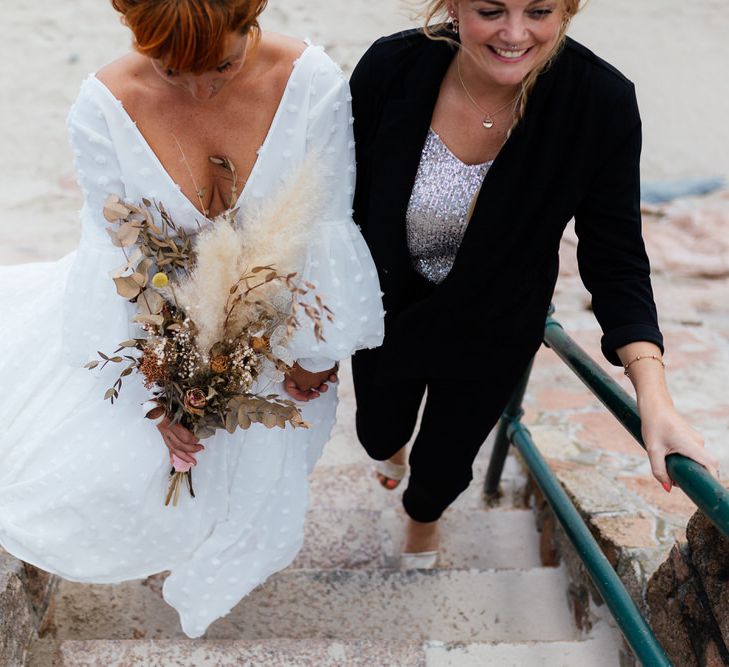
[151,31,249,101]
[451,0,565,88]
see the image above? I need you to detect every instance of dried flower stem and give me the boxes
[173,134,209,218]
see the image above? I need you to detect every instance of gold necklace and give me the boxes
[456,55,519,130]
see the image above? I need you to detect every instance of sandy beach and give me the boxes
[1,0,728,264]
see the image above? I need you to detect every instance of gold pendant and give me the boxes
[482,117,495,129]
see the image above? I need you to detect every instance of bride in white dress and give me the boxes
[0,0,383,638]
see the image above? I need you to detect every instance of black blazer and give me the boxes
[351,29,663,380]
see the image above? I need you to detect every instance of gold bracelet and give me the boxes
[623,354,666,376]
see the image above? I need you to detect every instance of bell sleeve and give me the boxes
[285,56,385,373]
[61,79,133,367]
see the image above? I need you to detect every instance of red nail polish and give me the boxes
[662,482,672,493]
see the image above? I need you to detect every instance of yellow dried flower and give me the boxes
[152,272,169,289]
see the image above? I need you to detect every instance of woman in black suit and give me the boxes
[350,0,718,567]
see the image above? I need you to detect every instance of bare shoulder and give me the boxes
[257,32,307,69]
[95,53,153,104]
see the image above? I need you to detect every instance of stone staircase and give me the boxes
[26,363,622,666]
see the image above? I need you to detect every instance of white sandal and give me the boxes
[400,550,438,570]
[373,459,407,490]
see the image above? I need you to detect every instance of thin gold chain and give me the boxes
[456,54,520,127]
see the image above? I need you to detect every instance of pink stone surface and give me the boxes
[535,388,600,412]
[592,514,659,549]
[620,476,696,519]
[567,412,643,456]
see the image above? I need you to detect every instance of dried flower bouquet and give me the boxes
[86,158,332,504]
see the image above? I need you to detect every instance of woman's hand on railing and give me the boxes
[640,405,719,491]
[618,342,719,490]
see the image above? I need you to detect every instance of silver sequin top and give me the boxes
[406,129,493,284]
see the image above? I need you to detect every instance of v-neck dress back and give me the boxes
[0,45,383,638]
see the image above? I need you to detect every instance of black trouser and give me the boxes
[352,349,516,523]
[352,265,527,522]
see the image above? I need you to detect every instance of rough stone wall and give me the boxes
[527,470,729,667]
[647,512,729,666]
[0,550,57,667]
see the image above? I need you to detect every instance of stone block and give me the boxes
[646,544,699,667]
[621,475,696,520]
[686,511,729,648]
[591,515,658,552]
[528,424,582,460]
[22,562,57,626]
[559,468,636,515]
[646,511,729,667]
[567,412,642,456]
[0,553,33,667]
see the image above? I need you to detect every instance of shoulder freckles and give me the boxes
[260,32,307,66]
[95,53,148,105]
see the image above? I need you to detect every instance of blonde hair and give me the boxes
[420,0,584,129]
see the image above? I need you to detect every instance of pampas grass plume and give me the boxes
[174,154,326,356]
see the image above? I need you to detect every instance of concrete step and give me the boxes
[42,630,621,667]
[294,507,543,570]
[53,566,576,643]
[44,638,425,666]
[426,626,622,666]
[308,460,525,515]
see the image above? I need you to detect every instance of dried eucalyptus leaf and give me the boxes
[132,313,165,327]
[113,276,143,299]
[84,360,100,369]
[137,257,154,278]
[223,411,237,434]
[137,289,165,315]
[103,199,132,222]
[262,412,277,429]
[106,227,124,247]
[117,222,141,248]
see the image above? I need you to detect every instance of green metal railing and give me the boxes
[485,307,729,666]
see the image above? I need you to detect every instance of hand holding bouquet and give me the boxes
[86,158,332,505]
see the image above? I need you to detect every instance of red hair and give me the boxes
[111,0,267,73]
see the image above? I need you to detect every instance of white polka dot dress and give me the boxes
[0,46,383,638]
